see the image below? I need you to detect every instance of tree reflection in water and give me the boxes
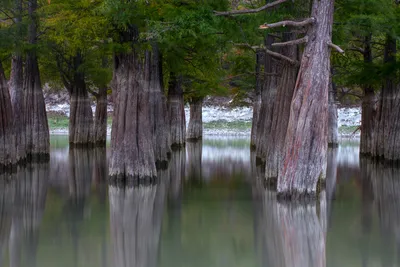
[0,175,15,264]
[186,141,202,184]
[252,150,333,267]
[109,169,169,267]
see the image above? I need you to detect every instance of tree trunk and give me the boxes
[9,55,26,162]
[250,49,265,150]
[372,36,400,161]
[328,77,339,147]
[265,32,298,180]
[187,97,203,141]
[93,87,108,146]
[278,0,334,198]
[24,0,49,160]
[168,73,186,149]
[360,35,376,155]
[0,60,16,170]
[147,45,171,168]
[109,50,157,182]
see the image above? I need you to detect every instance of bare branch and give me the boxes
[214,0,289,16]
[347,46,364,54]
[328,41,345,54]
[272,36,308,47]
[259,18,315,30]
[265,49,299,65]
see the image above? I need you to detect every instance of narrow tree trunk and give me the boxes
[250,49,264,150]
[147,45,171,168]
[168,73,186,149]
[328,77,339,147]
[93,87,108,146]
[278,0,334,198]
[187,97,203,141]
[109,50,157,182]
[360,35,376,155]
[372,36,400,161]
[24,0,49,159]
[265,32,298,180]
[255,35,279,162]
[0,60,16,170]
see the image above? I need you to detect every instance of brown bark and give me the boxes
[372,36,400,161]
[255,34,279,162]
[168,73,186,149]
[109,49,157,182]
[0,60,17,170]
[328,77,339,147]
[187,97,203,141]
[265,32,298,179]
[250,49,265,150]
[360,35,376,155]
[278,0,334,198]
[9,55,26,161]
[24,0,50,159]
[147,45,171,167]
[93,87,108,146]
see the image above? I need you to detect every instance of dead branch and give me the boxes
[265,49,299,65]
[259,18,315,30]
[328,41,345,54]
[214,0,289,16]
[272,36,308,47]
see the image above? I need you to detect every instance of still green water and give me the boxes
[0,136,399,267]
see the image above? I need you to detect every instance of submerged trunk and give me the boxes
[265,32,298,180]
[250,49,265,150]
[168,73,186,149]
[0,61,16,169]
[147,45,171,167]
[93,87,108,146]
[372,36,400,161]
[109,49,157,182]
[255,35,279,161]
[360,35,376,155]
[9,55,26,161]
[187,97,203,141]
[278,0,334,198]
[328,77,339,147]
[24,0,49,159]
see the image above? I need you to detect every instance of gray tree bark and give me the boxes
[168,73,186,149]
[187,97,203,141]
[278,0,335,199]
[93,87,108,146]
[24,0,50,159]
[0,60,17,170]
[328,77,339,147]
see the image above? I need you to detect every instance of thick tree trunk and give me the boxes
[147,45,171,168]
[0,61,17,170]
[9,55,26,161]
[265,32,298,179]
[372,36,400,161]
[93,87,108,146]
[328,78,339,147]
[24,0,49,159]
[109,51,157,182]
[278,0,334,198]
[168,73,186,149]
[250,49,265,150]
[360,35,376,155]
[255,35,279,162]
[187,97,203,141]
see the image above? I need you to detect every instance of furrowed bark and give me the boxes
[109,45,157,182]
[168,73,186,149]
[147,45,171,168]
[187,97,203,141]
[278,0,334,199]
[265,32,298,180]
[0,60,17,170]
[24,0,50,160]
[93,86,108,146]
[250,49,265,150]
[328,75,339,147]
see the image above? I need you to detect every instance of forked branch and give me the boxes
[328,41,345,54]
[272,36,308,47]
[259,18,315,30]
[214,0,288,16]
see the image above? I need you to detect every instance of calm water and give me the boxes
[0,136,399,267]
